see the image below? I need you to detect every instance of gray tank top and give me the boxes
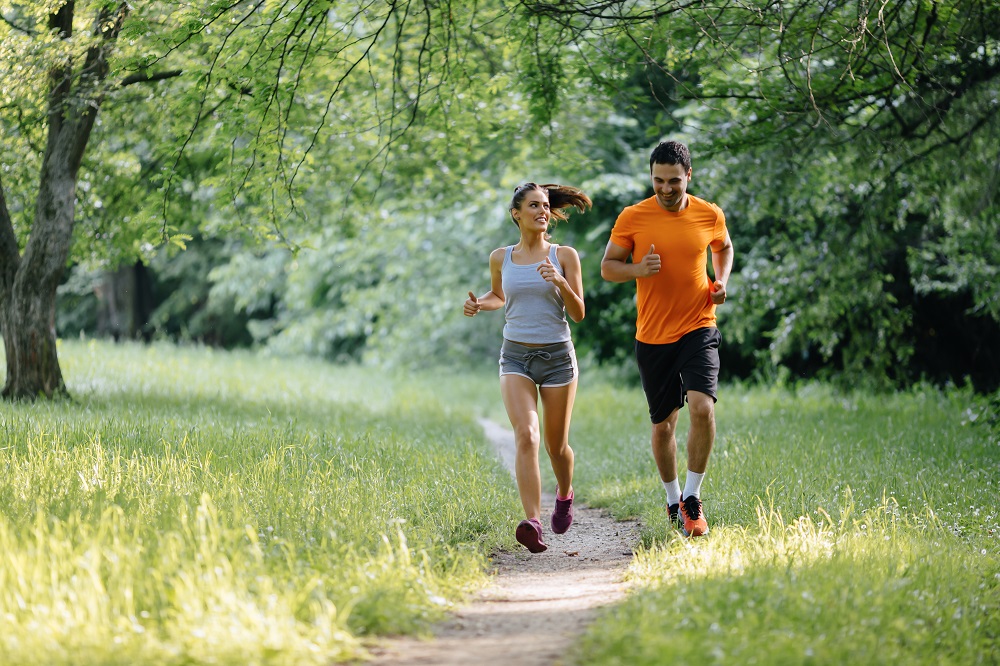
[501,244,572,344]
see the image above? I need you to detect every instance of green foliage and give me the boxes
[7,0,1000,393]
[145,236,257,346]
[570,0,1000,389]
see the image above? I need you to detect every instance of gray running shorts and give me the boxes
[499,339,578,388]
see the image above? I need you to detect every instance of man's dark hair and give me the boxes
[649,141,691,172]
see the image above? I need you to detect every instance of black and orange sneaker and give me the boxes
[667,503,681,529]
[516,518,548,553]
[680,495,709,537]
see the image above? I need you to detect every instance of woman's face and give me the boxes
[512,189,550,231]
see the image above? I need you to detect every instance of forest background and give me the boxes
[3,0,999,399]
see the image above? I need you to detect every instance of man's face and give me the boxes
[651,162,691,212]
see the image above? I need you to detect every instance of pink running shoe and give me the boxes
[551,490,574,534]
[515,518,548,553]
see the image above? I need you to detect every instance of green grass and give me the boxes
[2,341,998,664]
[568,380,1000,664]
[0,340,517,665]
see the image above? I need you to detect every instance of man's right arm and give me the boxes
[601,240,660,282]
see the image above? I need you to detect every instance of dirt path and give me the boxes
[365,418,641,665]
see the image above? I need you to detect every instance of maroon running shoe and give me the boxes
[551,490,574,534]
[516,518,548,553]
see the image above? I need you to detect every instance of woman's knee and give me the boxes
[544,436,572,458]
[513,423,541,450]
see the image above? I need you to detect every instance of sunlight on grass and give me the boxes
[3,340,999,664]
[0,340,516,665]
[580,491,999,664]
[0,497,361,665]
[567,379,1000,665]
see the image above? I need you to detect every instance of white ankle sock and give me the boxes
[663,479,681,506]
[683,471,705,499]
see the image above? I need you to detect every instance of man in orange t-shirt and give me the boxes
[601,140,734,537]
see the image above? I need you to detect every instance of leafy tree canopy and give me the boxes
[3,0,999,396]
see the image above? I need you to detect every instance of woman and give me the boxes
[464,182,591,553]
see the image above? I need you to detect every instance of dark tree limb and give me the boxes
[0,175,19,295]
[119,69,184,87]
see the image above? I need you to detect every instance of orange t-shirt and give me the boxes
[609,195,728,344]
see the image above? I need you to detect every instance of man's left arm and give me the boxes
[710,230,734,305]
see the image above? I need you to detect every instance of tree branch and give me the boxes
[45,0,76,143]
[163,0,267,236]
[891,108,998,178]
[67,1,129,172]
[119,69,183,87]
[0,175,19,294]
[0,9,34,34]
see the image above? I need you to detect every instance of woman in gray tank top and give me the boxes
[463,182,591,553]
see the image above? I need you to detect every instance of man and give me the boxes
[600,140,734,537]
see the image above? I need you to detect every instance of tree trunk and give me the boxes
[1,153,80,400]
[1,281,65,400]
[0,1,129,401]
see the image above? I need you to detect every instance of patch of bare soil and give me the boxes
[364,418,641,665]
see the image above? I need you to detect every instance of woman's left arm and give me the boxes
[555,246,585,323]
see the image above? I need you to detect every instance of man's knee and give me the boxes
[687,392,715,424]
[652,411,679,438]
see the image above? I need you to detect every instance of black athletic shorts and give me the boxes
[635,327,721,424]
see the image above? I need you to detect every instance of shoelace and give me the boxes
[682,495,703,520]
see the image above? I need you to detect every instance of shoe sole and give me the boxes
[516,521,548,553]
[551,520,572,534]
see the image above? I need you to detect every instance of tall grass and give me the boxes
[3,341,997,664]
[0,340,516,665]
[569,379,1000,664]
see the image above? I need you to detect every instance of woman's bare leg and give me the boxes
[539,379,577,497]
[500,374,542,519]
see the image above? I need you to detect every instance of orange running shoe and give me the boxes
[680,495,709,537]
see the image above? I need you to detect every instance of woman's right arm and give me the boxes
[464,248,506,316]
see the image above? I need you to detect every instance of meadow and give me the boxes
[0,340,997,664]
[0,340,519,664]
[570,382,1000,664]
